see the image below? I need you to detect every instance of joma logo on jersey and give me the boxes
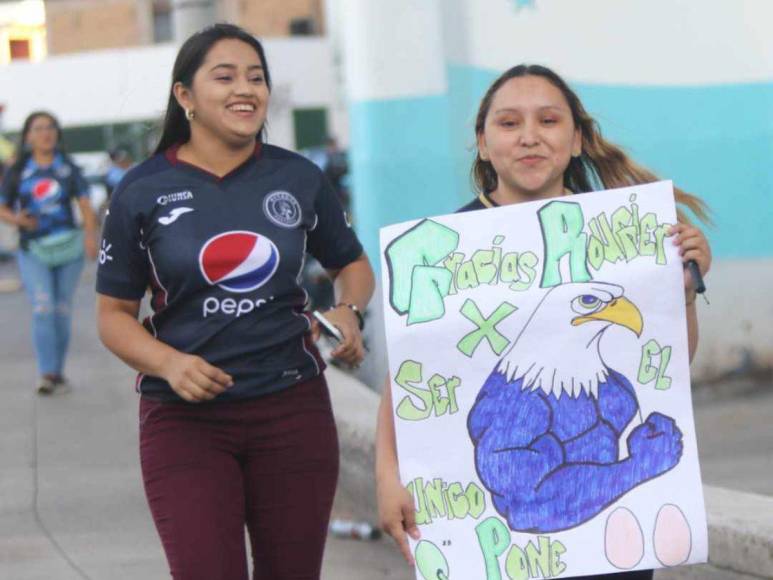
[158,207,194,225]
[156,190,193,205]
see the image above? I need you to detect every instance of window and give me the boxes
[153,0,173,43]
[289,17,315,36]
[9,39,31,61]
[293,108,328,150]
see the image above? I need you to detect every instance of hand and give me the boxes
[627,412,683,478]
[323,305,365,368]
[160,352,233,403]
[83,231,98,261]
[377,472,420,565]
[669,223,711,302]
[15,211,37,231]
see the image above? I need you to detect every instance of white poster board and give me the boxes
[380,181,707,579]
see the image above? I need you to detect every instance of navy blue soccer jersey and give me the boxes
[457,192,499,213]
[96,143,363,402]
[0,153,89,245]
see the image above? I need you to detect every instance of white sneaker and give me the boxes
[37,377,56,395]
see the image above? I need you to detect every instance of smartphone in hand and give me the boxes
[312,310,344,343]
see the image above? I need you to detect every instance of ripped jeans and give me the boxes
[17,250,84,377]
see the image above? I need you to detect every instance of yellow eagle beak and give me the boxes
[571,296,643,337]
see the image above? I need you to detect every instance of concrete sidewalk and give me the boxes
[0,262,410,580]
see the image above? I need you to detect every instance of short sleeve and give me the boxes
[96,187,150,300]
[306,176,363,269]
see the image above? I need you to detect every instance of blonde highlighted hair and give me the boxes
[472,64,709,224]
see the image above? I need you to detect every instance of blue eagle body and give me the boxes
[468,367,683,533]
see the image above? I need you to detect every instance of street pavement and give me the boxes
[0,262,410,579]
[0,261,770,579]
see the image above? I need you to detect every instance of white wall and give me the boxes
[0,36,343,150]
[0,0,45,27]
[446,0,773,85]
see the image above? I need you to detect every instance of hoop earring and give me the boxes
[185,109,195,121]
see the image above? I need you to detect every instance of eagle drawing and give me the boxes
[467,282,683,533]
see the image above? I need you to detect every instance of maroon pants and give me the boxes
[139,375,339,580]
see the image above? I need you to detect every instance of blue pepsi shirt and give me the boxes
[0,153,90,245]
[96,143,364,402]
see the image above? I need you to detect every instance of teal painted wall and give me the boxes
[350,96,459,268]
[352,65,772,267]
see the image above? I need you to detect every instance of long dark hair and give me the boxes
[154,23,272,155]
[472,64,708,223]
[6,111,64,191]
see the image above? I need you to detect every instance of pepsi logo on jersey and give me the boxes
[32,178,62,203]
[199,231,280,318]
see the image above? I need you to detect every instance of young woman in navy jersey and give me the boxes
[0,111,98,394]
[96,24,374,580]
[375,65,712,580]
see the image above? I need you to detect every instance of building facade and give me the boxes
[1,0,338,158]
[43,0,325,55]
[0,0,47,64]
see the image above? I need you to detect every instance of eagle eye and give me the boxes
[571,295,603,314]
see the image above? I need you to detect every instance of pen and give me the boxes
[686,260,706,294]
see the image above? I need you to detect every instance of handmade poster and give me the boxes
[380,181,708,579]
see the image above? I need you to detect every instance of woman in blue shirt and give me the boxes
[0,111,98,394]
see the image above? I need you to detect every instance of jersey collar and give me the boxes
[478,188,574,208]
[165,141,263,182]
[25,151,64,172]
[477,192,499,208]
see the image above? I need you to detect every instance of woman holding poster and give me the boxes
[376,64,711,579]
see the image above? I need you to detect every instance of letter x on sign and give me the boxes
[457,299,517,357]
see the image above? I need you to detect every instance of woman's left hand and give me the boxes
[670,223,711,302]
[322,305,365,368]
[84,231,99,261]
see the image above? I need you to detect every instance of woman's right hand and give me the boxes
[15,211,37,231]
[377,472,420,565]
[160,352,234,402]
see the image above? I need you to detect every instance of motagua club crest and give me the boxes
[263,190,302,228]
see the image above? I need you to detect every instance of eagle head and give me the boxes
[496,282,642,399]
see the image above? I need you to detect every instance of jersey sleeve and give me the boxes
[306,176,363,269]
[96,187,150,300]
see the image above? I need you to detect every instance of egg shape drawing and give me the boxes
[654,503,692,567]
[605,507,645,569]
